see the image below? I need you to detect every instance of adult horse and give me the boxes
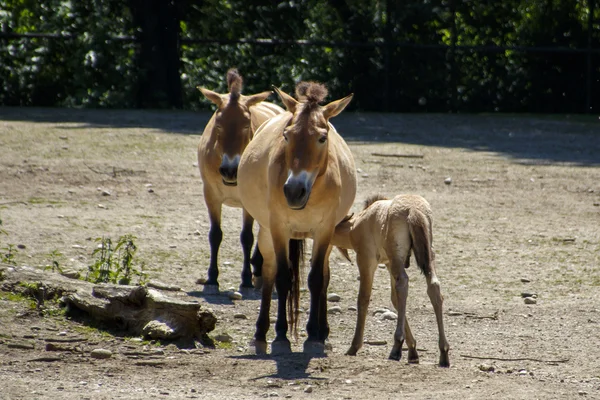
[197,69,283,289]
[238,81,356,354]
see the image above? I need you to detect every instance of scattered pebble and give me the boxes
[344,379,352,384]
[518,369,528,376]
[372,308,387,316]
[196,277,207,284]
[364,340,387,346]
[97,204,106,209]
[444,177,452,185]
[17,244,26,249]
[148,188,155,193]
[169,245,177,248]
[524,297,537,305]
[101,190,111,196]
[61,269,80,279]
[193,230,202,236]
[478,364,495,372]
[234,313,248,320]
[90,349,112,359]
[214,333,233,343]
[229,291,243,300]
[380,311,398,321]
[521,292,537,298]
[520,278,531,283]
[327,306,342,314]
[348,306,357,311]
[327,293,341,302]
[304,386,313,393]
[58,331,68,336]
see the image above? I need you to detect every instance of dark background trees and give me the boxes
[0,0,598,113]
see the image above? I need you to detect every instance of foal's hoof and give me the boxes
[407,348,420,364]
[345,347,358,356]
[271,339,292,355]
[439,352,450,368]
[388,347,402,361]
[303,340,326,355]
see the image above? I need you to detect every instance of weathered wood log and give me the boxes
[0,265,216,343]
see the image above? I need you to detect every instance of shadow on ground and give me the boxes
[2,107,598,165]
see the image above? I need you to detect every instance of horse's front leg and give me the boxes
[346,250,377,356]
[239,209,255,289]
[204,188,222,288]
[304,231,333,354]
[253,228,276,355]
[271,229,292,354]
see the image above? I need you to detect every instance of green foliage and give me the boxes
[86,235,147,285]
[1,244,18,266]
[1,0,598,112]
[43,250,63,274]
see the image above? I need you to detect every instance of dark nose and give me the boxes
[283,180,308,209]
[219,164,237,181]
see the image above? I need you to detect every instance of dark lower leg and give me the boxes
[207,223,223,285]
[240,221,254,288]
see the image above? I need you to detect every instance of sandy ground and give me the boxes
[1,107,599,399]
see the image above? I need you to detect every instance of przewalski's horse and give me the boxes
[238,82,357,354]
[197,69,284,289]
[332,194,450,367]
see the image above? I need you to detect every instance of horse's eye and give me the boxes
[318,135,327,143]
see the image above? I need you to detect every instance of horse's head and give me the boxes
[198,69,272,186]
[274,82,353,210]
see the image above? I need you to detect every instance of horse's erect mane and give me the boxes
[227,68,243,97]
[295,81,328,104]
[363,194,389,210]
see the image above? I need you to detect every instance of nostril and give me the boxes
[219,166,227,176]
[299,187,306,199]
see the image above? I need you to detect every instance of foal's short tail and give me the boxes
[407,209,434,276]
[288,239,305,339]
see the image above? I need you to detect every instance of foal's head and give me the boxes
[198,69,272,186]
[274,82,353,210]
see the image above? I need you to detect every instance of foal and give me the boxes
[332,194,450,367]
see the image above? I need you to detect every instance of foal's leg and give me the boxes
[239,209,255,289]
[253,229,276,355]
[346,250,378,356]
[388,256,409,361]
[204,188,222,288]
[426,261,450,367]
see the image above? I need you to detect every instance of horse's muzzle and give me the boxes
[220,154,240,186]
[283,171,313,210]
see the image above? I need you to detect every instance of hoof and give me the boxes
[271,339,292,355]
[388,348,402,361]
[253,276,263,291]
[303,340,326,355]
[345,347,358,356]
[254,340,268,355]
[439,353,450,368]
[202,284,219,295]
[407,348,420,364]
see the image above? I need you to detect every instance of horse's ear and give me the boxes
[245,91,272,108]
[273,86,298,113]
[323,93,353,119]
[198,87,223,107]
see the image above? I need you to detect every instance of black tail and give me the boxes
[288,238,304,339]
[407,209,433,276]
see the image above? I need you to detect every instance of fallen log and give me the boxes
[0,265,216,344]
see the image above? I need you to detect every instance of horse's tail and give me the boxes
[288,238,305,339]
[407,209,434,276]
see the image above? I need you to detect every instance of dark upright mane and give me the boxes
[227,68,243,98]
[295,81,328,104]
[363,194,388,210]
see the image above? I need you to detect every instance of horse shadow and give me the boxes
[231,352,328,381]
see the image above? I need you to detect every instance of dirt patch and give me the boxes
[1,108,599,399]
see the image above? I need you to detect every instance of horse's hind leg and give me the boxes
[426,262,450,367]
[346,251,377,356]
[388,256,409,361]
[250,244,263,290]
[239,209,255,289]
[204,189,222,288]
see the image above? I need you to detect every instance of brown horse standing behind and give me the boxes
[332,194,450,367]
[238,82,356,354]
[197,69,283,289]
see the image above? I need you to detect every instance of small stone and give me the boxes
[444,177,452,185]
[71,244,86,249]
[17,244,26,249]
[521,292,537,298]
[520,278,531,283]
[130,338,143,343]
[193,230,202,236]
[372,308,387,316]
[478,364,495,372]
[147,280,181,291]
[348,306,357,311]
[169,245,177,248]
[518,369,528,375]
[327,293,341,302]
[60,269,80,279]
[524,297,537,305]
[148,188,154,193]
[361,173,369,178]
[58,331,68,336]
[327,306,342,314]
[380,311,398,321]
[101,190,111,196]
[90,349,112,359]
[97,204,106,209]
[234,313,248,320]
[579,391,588,396]
[142,320,175,340]
[214,333,233,343]
[344,379,352,384]
[196,277,207,284]
[229,291,243,300]
[304,386,313,393]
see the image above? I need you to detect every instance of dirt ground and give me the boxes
[1,107,599,400]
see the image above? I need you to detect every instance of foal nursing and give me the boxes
[332,194,450,367]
